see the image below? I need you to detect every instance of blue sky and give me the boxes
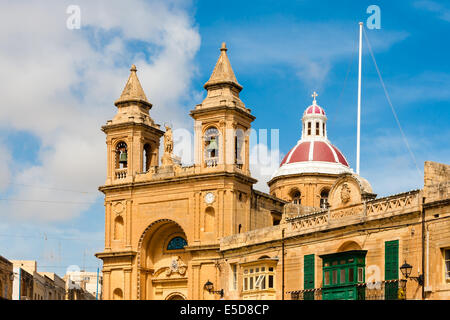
[0,0,448,277]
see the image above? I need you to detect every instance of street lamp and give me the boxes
[400,260,424,286]
[204,280,224,298]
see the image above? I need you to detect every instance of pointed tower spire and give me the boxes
[115,64,152,109]
[204,42,243,92]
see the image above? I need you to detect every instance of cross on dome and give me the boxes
[312,91,318,105]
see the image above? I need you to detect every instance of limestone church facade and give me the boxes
[96,44,450,300]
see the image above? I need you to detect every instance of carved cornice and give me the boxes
[99,171,257,193]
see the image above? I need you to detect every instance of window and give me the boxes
[242,263,276,292]
[316,122,320,135]
[320,189,329,209]
[349,268,354,282]
[268,275,274,288]
[324,271,330,285]
[204,127,219,167]
[229,264,238,291]
[445,249,450,280]
[291,190,301,204]
[340,269,346,284]
[358,267,364,282]
[332,270,338,284]
[235,129,244,166]
[167,237,187,250]
[307,122,311,135]
[320,251,367,300]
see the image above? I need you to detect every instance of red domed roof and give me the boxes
[280,141,349,167]
[304,104,326,116]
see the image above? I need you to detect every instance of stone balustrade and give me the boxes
[115,168,127,179]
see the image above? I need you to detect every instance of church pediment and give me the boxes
[328,174,374,209]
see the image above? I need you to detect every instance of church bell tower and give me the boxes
[191,43,254,176]
[102,65,164,186]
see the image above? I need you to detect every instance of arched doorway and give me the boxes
[166,293,186,300]
[113,288,123,300]
[138,219,190,300]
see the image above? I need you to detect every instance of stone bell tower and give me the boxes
[191,43,254,176]
[102,65,164,186]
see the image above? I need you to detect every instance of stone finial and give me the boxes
[114,64,152,108]
[204,42,242,91]
[220,42,227,51]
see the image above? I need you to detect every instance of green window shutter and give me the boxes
[385,240,399,280]
[304,254,315,300]
[304,254,315,289]
[385,240,399,300]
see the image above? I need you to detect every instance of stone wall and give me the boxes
[424,161,450,203]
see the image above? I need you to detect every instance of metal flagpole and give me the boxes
[96,267,99,300]
[357,22,363,175]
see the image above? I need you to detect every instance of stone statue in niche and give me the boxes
[161,125,174,166]
[164,125,173,154]
[340,183,351,204]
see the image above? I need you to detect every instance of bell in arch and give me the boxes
[206,137,218,153]
[119,151,128,164]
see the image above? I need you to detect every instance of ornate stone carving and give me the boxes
[366,191,419,216]
[330,207,361,219]
[340,183,351,204]
[112,201,125,216]
[288,211,328,230]
[165,256,187,277]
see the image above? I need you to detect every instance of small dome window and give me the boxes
[320,189,329,209]
[290,190,301,204]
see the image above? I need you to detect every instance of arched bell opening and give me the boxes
[115,141,128,169]
[204,126,220,167]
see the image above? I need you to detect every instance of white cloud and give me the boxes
[0,0,200,222]
[0,141,12,192]
[249,131,282,193]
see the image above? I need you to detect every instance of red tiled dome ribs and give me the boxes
[280,141,349,167]
[304,104,326,116]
